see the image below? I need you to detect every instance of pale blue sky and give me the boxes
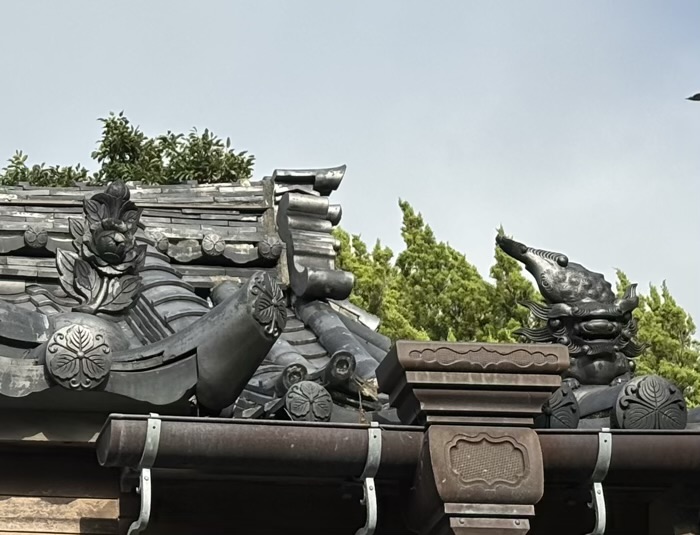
[0,1,699,320]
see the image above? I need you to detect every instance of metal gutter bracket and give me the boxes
[355,421,382,535]
[586,428,612,535]
[128,413,162,535]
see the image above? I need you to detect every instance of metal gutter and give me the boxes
[538,428,700,484]
[96,414,424,479]
[97,415,700,484]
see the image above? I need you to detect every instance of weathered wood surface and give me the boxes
[0,444,120,534]
[0,411,107,444]
[0,446,118,499]
[0,532,101,535]
[0,496,118,534]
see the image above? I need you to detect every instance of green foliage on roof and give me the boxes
[0,112,254,187]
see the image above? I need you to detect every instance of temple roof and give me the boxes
[0,166,392,423]
[0,167,688,432]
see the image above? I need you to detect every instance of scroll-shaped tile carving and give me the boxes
[272,165,346,196]
[168,239,202,263]
[614,374,687,429]
[45,324,112,390]
[0,233,26,254]
[284,381,333,422]
[447,433,529,488]
[276,192,354,300]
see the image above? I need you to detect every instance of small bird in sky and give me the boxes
[687,93,700,101]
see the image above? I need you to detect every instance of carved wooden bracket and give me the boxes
[407,426,544,535]
[376,341,566,533]
[376,341,569,427]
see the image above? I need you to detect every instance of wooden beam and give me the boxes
[0,496,118,534]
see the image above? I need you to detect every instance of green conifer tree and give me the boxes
[616,270,700,406]
[395,200,491,342]
[334,228,428,341]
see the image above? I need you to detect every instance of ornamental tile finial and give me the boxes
[497,234,644,387]
[55,180,145,314]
